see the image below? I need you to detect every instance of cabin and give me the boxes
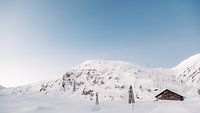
[155,89,184,101]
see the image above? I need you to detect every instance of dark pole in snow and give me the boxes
[95,92,99,105]
[128,85,134,104]
[128,85,135,111]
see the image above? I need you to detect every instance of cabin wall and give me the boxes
[156,90,184,101]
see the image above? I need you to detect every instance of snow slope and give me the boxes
[172,53,200,95]
[0,85,5,90]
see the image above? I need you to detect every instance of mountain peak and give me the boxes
[173,53,200,88]
[79,59,132,66]
[77,59,145,70]
[173,53,200,71]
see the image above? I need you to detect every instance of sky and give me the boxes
[0,0,200,87]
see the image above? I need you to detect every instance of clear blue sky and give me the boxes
[0,0,200,87]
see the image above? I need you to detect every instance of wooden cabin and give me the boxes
[155,89,184,101]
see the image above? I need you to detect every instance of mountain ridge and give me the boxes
[2,53,200,101]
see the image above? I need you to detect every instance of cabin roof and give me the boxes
[155,89,184,98]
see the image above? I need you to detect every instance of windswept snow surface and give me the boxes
[0,95,199,113]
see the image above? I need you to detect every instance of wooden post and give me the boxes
[128,85,132,104]
[95,92,99,105]
[132,90,135,104]
[128,85,135,104]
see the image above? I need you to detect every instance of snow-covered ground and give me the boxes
[0,94,200,113]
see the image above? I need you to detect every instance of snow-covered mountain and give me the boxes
[0,85,5,90]
[172,53,200,94]
[4,53,200,101]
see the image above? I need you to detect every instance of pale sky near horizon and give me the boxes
[0,0,200,87]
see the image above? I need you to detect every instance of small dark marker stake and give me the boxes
[95,92,99,105]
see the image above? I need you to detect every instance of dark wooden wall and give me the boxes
[156,90,184,101]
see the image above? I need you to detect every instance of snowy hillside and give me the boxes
[3,53,200,101]
[172,53,200,95]
[1,53,200,113]
[5,60,188,101]
[0,85,5,90]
